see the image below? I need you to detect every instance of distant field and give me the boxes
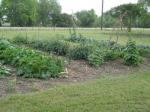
[0,27,150,45]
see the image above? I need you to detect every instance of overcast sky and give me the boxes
[58,0,138,15]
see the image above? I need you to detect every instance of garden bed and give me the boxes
[0,57,149,98]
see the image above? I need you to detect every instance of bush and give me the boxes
[123,54,143,66]
[68,44,93,60]
[0,42,64,79]
[123,40,143,66]
[88,49,104,67]
[46,40,70,55]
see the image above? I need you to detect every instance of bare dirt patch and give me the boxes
[0,58,150,98]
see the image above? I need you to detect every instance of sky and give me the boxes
[58,0,138,15]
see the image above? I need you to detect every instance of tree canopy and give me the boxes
[0,0,150,28]
[1,0,37,26]
[75,9,97,27]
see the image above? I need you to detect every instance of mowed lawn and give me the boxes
[0,27,150,45]
[0,72,150,112]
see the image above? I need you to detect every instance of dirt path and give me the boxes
[0,58,150,98]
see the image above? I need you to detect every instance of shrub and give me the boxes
[88,49,104,67]
[123,40,143,66]
[46,40,70,55]
[68,44,93,60]
[123,54,143,66]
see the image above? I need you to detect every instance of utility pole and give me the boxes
[101,0,104,30]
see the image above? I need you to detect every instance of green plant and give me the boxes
[104,50,121,61]
[88,49,104,67]
[0,65,10,77]
[123,40,143,66]
[0,39,12,50]
[138,45,150,57]
[47,40,70,55]
[68,44,93,60]
[0,40,65,79]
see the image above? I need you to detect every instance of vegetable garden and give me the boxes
[0,29,149,80]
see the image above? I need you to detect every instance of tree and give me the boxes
[103,12,116,28]
[110,4,143,32]
[75,9,97,27]
[38,0,61,26]
[138,0,150,28]
[138,0,150,7]
[52,13,74,27]
[1,0,37,26]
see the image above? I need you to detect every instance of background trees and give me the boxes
[75,9,97,27]
[1,0,37,26]
[38,0,61,26]
[0,0,150,28]
[102,3,150,31]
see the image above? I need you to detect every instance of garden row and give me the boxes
[0,39,64,79]
[11,32,149,67]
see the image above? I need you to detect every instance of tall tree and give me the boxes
[111,4,143,32]
[76,9,97,27]
[52,13,74,27]
[38,0,61,26]
[1,0,37,26]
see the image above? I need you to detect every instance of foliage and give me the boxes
[138,45,150,57]
[46,40,70,55]
[1,0,37,26]
[0,65,10,77]
[0,40,64,79]
[52,13,74,27]
[123,40,143,66]
[75,9,97,27]
[0,39,12,50]
[68,29,87,43]
[103,3,148,30]
[38,0,61,26]
[68,44,93,60]
[104,50,121,61]
[88,49,104,67]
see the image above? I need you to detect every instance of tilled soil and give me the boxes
[0,58,150,98]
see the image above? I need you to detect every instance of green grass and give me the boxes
[0,28,150,45]
[0,72,150,112]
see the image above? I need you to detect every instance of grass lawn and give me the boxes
[0,27,150,45]
[0,72,150,112]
